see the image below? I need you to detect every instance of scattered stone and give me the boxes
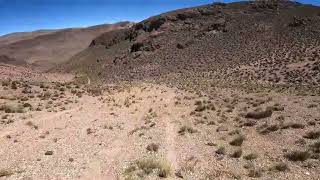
[45,151,54,155]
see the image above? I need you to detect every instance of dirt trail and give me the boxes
[165,116,178,171]
[162,91,179,172]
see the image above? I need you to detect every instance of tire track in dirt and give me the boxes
[161,89,179,173]
[165,116,178,171]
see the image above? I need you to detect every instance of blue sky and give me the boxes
[0,0,319,36]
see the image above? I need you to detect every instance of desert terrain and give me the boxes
[0,78,320,180]
[0,0,320,180]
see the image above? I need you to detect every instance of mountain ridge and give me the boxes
[0,21,133,70]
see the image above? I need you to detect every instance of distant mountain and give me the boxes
[0,30,58,46]
[0,22,133,70]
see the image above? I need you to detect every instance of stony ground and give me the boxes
[0,78,320,180]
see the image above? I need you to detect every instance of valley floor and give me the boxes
[0,77,320,180]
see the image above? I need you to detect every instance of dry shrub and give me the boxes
[124,158,171,178]
[178,126,197,135]
[244,153,258,160]
[230,148,242,158]
[248,167,263,178]
[245,107,273,119]
[303,130,320,139]
[271,162,289,172]
[285,150,310,161]
[0,104,24,113]
[229,135,245,146]
[87,86,103,96]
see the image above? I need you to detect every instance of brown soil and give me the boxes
[0,80,320,179]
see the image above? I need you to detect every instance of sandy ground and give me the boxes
[0,63,74,82]
[0,79,320,180]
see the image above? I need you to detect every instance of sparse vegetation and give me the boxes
[11,81,18,90]
[309,141,320,153]
[230,148,242,158]
[285,150,310,161]
[281,122,305,129]
[303,130,320,139]
[271,162,289,172]
[247,167,263,178]
[245,107,273,119]
[1,80,10,87]
[258,124,279,134]
[216,146,226,155]
[0,104,24,113]
[178,125,197,135]
[124,158,171,179]
[244,153,258,160]
[229,135,245,146]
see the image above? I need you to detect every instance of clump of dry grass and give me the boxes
[247,167,263,178]
[307,104,317,108]
[178,125,197,135]
[11,81,18,90]
[303,130,320,139]
[258,123,279,134]
[309,141,320,153]
[230,148,242,158]
[0,104,24,113]
[244,153,258,160]
[87,86,103,96]
[281,122,305,129]
[1,80,10,87]
[284,150,310,161]
[23,103,32,108]
[124,158,171,179]
[245,107,273,119]
[270,162,289,172]
[20,96,29,101]
[216,146,226,155]
[229,135,245,146]
[195,103,206,112]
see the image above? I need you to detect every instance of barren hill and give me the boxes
[0,22,132,70]
[62,1,320,93]
[0,30,57,46]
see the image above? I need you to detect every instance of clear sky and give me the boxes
[0,0,319,36]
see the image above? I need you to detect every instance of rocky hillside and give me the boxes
[0,22,132,70]
[62,0,320,94]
